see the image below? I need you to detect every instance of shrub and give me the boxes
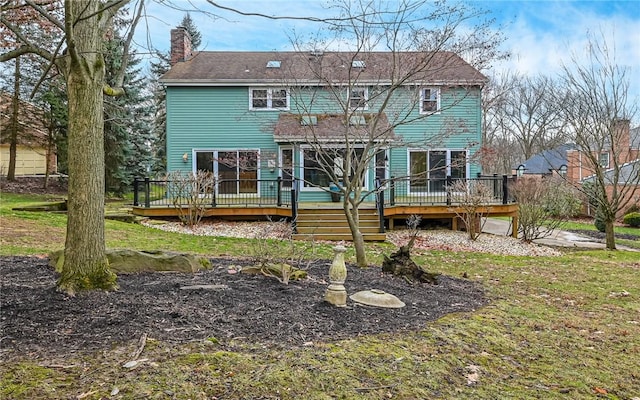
[623,212,640,227]
[594,210,607,232]
[510,177,572,242]
[448,180,493,241]
[624,204,640,215]
[166,170,216,227]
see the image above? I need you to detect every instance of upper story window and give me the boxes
[599,152,610,168]
[349,87,368,110]
[250,88,289,110]
[420,87,440,114]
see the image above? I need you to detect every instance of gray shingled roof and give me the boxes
[161,51,487,85]
[582,159,640,185]
[515,144,576,174]
[273,112,396,143]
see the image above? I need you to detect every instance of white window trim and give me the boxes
[348,87,369,111]
[374,148,389,184]
[192,148,261,197]
[419,87,441,114]
[599,152,610,168]
[406,148,469,195]
[299,145,370,191]
[249,87,290,111]
[279,146,294,189]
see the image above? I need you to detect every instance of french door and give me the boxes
[194,150,259,195]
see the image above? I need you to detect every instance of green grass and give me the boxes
[561,220,640,237]
[1,193,639,399]
[558,219,640,250]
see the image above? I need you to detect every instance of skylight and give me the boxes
[266,60,281,68]
[301,115,318,126]
[349,115,366,126]
[352,60,366,68]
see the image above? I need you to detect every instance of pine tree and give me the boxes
[103,24,153,196]
[150,51,170,176]
[180,13,202,51]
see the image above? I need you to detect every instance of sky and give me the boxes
[134,0,640,107]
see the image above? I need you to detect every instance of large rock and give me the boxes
[49,249,211,274]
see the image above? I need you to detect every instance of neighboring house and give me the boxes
[513,144,576,179]
[514,120,639,217]
[160,27,487,203]
[0,92,57,176]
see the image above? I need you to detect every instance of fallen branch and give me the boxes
[39,363,79,369]
[130,332,147,360]
[354,383,399,392]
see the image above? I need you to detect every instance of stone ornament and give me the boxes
[324,245,348,307]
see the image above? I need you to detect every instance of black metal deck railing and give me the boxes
[133,175,516,209]
[382,174,516,207]
[133,177,293,208]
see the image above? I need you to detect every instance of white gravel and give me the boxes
[141,219,561,257]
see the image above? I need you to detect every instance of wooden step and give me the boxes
[295,226,381,235]
[292,207,385,241]
[295,217,379,226]
[292,233,387,242]
[296,207,378,215]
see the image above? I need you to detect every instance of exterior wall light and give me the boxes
[182,153,189,163]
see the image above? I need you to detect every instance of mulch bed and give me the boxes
[0,256,487,359]
[0,176,68,195]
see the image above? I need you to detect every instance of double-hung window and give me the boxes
[349,87,368,110]
[599,152,610,168]
[420,87,440,113]
[250,88,289,110]
[408,149,467,193]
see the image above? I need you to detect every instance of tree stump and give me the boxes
[382,245,439,284]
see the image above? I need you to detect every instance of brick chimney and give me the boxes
[170,27,192,66]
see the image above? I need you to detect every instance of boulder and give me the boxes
[49,249,211,274]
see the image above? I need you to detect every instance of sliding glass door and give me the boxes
[193,150,259,195]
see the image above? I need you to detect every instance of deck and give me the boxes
[131,176,520,240]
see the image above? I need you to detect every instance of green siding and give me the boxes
[166,86,279,174]
[166,84,483,202]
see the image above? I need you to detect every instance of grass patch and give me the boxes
[1,194,639,399]
[561,220,640,237]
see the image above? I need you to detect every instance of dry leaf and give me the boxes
[594,387,608,394]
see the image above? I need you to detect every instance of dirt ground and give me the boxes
[0,176,68,196]
[0,256,486,360]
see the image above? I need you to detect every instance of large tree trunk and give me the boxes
[57,0,117,294]
[604,220,616,250]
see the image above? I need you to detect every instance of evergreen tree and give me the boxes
[180,13,202,50]
[150,51,170,176]
[103,25,153,196]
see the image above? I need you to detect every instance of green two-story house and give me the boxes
[160,27,489,206]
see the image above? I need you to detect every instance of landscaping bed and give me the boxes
[0,255,486,360]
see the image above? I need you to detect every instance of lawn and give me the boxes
[1,193,639,399]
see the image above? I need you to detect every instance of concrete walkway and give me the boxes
[482,218,638,250]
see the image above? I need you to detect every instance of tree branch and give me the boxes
[0,44,53,63]
[24,0,65,30]
[111,0,145,95]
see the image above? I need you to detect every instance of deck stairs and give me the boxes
[292,207,386,242]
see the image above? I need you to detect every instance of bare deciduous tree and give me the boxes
[166,170,216,227]
[510,176,581,242]
[1,0,144,294]
[500,75,569,161]
[556,33,639,250]
[278,0,503,267]
[448,180,492,240]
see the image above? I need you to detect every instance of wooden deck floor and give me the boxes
[132,202,519,238]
